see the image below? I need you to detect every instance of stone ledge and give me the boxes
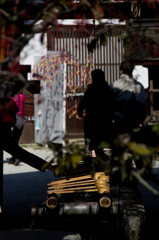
[30,186,145,240]
[110,186,145,240]
[0,230,81,240]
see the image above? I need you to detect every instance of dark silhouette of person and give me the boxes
[8,94,25,165]
[110,61,147,134]
[0,98,55,173]
[77,69,114,158]
[110,61,148,183]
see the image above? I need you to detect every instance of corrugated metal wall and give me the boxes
[47,25,124,137]
[47,25,124,89]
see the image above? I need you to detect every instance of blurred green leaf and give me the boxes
[71,155,82,169]
[0,0,6,4]
[85,138,91,143]
[100,33,108,44]
[98,141,111,149]
[55,165,64,176]
[124,37,131,47]
[47,141,63,151]
[152,124,159,134]
[127,142,154,156]
[13,16,18,22]
[118,32,127,38]
[121,162,128,182]
[41,162,50,172]
[104,169,110,175]
[64,154,72,169]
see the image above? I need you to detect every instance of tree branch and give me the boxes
[30,0,60,27]
[132,169,159,196]
[0,8,12,21]
[84,0,104,21]
[0,57,11,66]
[17,72,26,83]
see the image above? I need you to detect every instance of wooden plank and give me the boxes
[48,185,96,191]
[48,179,95,186]
[148,89,159,92]
[48,189,98,194]
[48,180,95,189]
[48,175,93,185]
[48,186,110,194]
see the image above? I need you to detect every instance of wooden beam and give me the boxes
[132,61,159,66]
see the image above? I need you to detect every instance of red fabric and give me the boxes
[0,98,18,123]
[10,94,25,117]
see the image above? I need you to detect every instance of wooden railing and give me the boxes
[24,95,34,121]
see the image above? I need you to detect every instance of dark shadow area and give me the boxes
[3,170,55,229]
[138,165,159,240]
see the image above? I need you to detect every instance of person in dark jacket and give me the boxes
[77,69,114,157]
[0,98,55,173]
[110,61,147,134]
[8,94,26,165]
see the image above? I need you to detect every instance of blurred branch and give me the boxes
[84,0,101,20]
[17,73,26,83]
[0,70,26,85]
[95,25,113,35]
[0,8,12,21]
[1,34,15,44]
[32,3,80,34]
[30,0,60,26]
[132,169,159,196]
[0,70,15,80]
[0,57,10,66]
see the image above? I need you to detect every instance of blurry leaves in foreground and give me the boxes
[44,140,86,175]
[41,124,159,195]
